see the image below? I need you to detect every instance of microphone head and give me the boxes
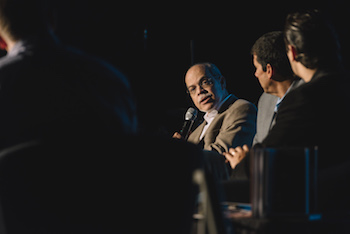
[185,107,198,121]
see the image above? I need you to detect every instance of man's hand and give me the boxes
[223,145,250,169]
[172,132,183,140]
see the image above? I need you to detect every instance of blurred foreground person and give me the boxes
[0,1,203,233]
[0,0,137,149]
[0,134,202,234]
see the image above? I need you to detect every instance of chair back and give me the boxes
[250,147,319,219]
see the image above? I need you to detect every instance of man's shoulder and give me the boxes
[257,93,278,108]
[217,97,257,120]
[292,78,305,89]
[63,45,126,78]
[227,97,257,113]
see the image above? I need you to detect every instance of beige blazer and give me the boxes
[188,95,257,154]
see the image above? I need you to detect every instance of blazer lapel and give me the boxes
[203,94,238,141]
[265,100,277,131]
[218,94,238,113]
[188,94,238,145]
[187,120,206,145]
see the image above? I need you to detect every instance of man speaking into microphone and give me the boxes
[173,63,257,179]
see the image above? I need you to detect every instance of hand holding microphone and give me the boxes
[173,107,198,141]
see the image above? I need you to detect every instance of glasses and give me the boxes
[186,77,214,95]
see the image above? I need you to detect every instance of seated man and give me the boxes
[174,63,256,153]
[251,31,304,145]
[224,31,304,168]
[223,31,303,202]
[174,63,257,179]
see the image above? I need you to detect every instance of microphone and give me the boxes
[180,107,198,141]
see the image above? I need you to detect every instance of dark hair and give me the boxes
[284,9,342,70]
[251,31,294,79]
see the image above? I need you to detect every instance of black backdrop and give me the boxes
[28,0,350,135]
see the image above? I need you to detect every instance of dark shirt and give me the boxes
[262,69,350,169]
[261,69,350,211]
[0,32,137,148]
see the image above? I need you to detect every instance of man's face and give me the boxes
[253,54,273,93]
[185,65,226,112]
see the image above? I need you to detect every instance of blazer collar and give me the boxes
[310,68,342,83]
[217,94,238,113]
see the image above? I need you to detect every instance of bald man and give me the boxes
[174,63,257,155]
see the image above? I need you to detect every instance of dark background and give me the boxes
[43,0,350,135]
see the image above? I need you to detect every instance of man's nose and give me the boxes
[197,86,207,95]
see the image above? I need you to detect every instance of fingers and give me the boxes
[223,152,232,160]
[229,147,237,155]
[223,152,238,169]
[172,132,183,139]
[235,146,244,156]
[224,145,251,169]
[243,144,250,153]
[229,145,250,158]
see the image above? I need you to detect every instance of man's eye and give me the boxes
[201,79,212,86]
[188,87,196,93]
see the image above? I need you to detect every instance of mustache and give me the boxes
[198,93,212,103]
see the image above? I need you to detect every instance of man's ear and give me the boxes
[287,44,298,62]
[219,76,226,90]
[266,63,274,79]
[0,36,7,50]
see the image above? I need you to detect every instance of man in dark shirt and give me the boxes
[0,0,137,148]
[263,10,350,167]
[263,10,350,211]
